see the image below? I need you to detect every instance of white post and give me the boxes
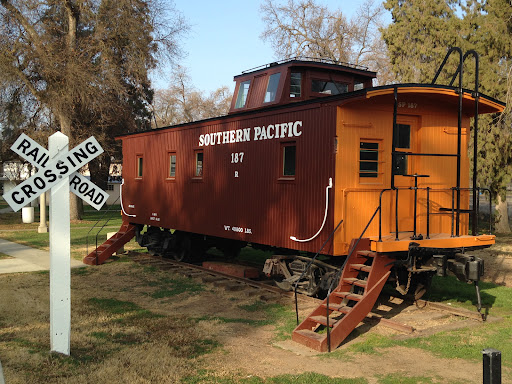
[0,359,4,384]
[49,132,71,355]
[38,193,48,233]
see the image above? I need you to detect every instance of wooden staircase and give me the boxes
[292,239,393,352]
[83,222,136,265]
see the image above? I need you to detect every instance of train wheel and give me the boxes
[272,257,328,297]
[146,227,163,256]
[303,264,323,296]
[172,233,192,262]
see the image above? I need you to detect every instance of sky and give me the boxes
[153,0,390,94]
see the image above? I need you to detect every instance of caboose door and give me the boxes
[391,116,420,236]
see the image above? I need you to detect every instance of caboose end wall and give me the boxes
[333,87,479,255]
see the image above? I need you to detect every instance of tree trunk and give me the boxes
[495,194,511,233]
[88,154,111,191]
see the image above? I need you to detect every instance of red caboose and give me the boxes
[86,51,505,351]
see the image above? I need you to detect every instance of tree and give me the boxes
[381,0,512,232]
[260,0,392,83]
[152,66,232,127]
[0,84,54,184]
[0,0,188,218]
[381,0,461,83]
[463,0,512,232]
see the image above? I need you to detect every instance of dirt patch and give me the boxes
[1,259,511,383]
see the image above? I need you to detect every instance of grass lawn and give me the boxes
[0,203,142,259]
[1,251,511,383]
[1,197,512,382]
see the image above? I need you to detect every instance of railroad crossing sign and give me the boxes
[4,133,109,211]
[1,132,108,356]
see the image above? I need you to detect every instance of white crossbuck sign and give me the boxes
[1,132,109,356]
[3,133,109,211]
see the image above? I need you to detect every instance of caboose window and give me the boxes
[290,72,301,98]
[359,142,379,178]
[282,143,296,177]
[136,156,143,178]
[394,124,411,175]
[264,73,281,103]
[169,153,176,178]
[235,80,251,109]
[312,80,348,95]
[195,151,203,177]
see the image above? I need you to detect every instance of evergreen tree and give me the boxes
[382,0,512,232]
[464,0,512,232]
[381,0,460,83]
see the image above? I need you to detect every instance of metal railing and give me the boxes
[325,206,381,352]
[85,195,121,265]
[376,186,493,242]
[293,218,344,325]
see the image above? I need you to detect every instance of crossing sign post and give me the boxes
[2,132,108,355]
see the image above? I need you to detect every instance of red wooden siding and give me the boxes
[120,104,337,254]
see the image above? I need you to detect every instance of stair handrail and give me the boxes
[85,194,121,264]
[325,205,380,352]
[294,218,344,326]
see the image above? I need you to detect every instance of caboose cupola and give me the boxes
[228,58,376,113]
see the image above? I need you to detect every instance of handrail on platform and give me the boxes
[85,195,121,265]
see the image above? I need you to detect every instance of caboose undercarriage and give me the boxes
[132,222,489,306]
[264,239,488,300]
[133,225,248,261]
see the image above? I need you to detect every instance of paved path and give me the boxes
[0,238,85,274]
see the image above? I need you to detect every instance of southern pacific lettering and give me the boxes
[198,121,302,146]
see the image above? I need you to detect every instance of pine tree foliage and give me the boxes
[382,0,461,83]
[382,0,512,232]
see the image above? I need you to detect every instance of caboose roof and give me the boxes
[234,57,377,81]
[116,84,505,140]
[365,85,505,115]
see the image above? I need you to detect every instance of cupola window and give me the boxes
[264,73,281,103]
[235,80,251,109]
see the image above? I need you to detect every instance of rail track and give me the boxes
[127,251,293,301]
[126,251,492,338]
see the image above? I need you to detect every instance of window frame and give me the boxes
[289,72,302,99]
[234,80,251,109]
[264,72,281,103]
[194,150,204,179]
[358,140,383,184]
[167,151,177,181]
[311,78,349,96]
[280,141,296,180]
[393,124,412,176]
[136,154,143,179]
